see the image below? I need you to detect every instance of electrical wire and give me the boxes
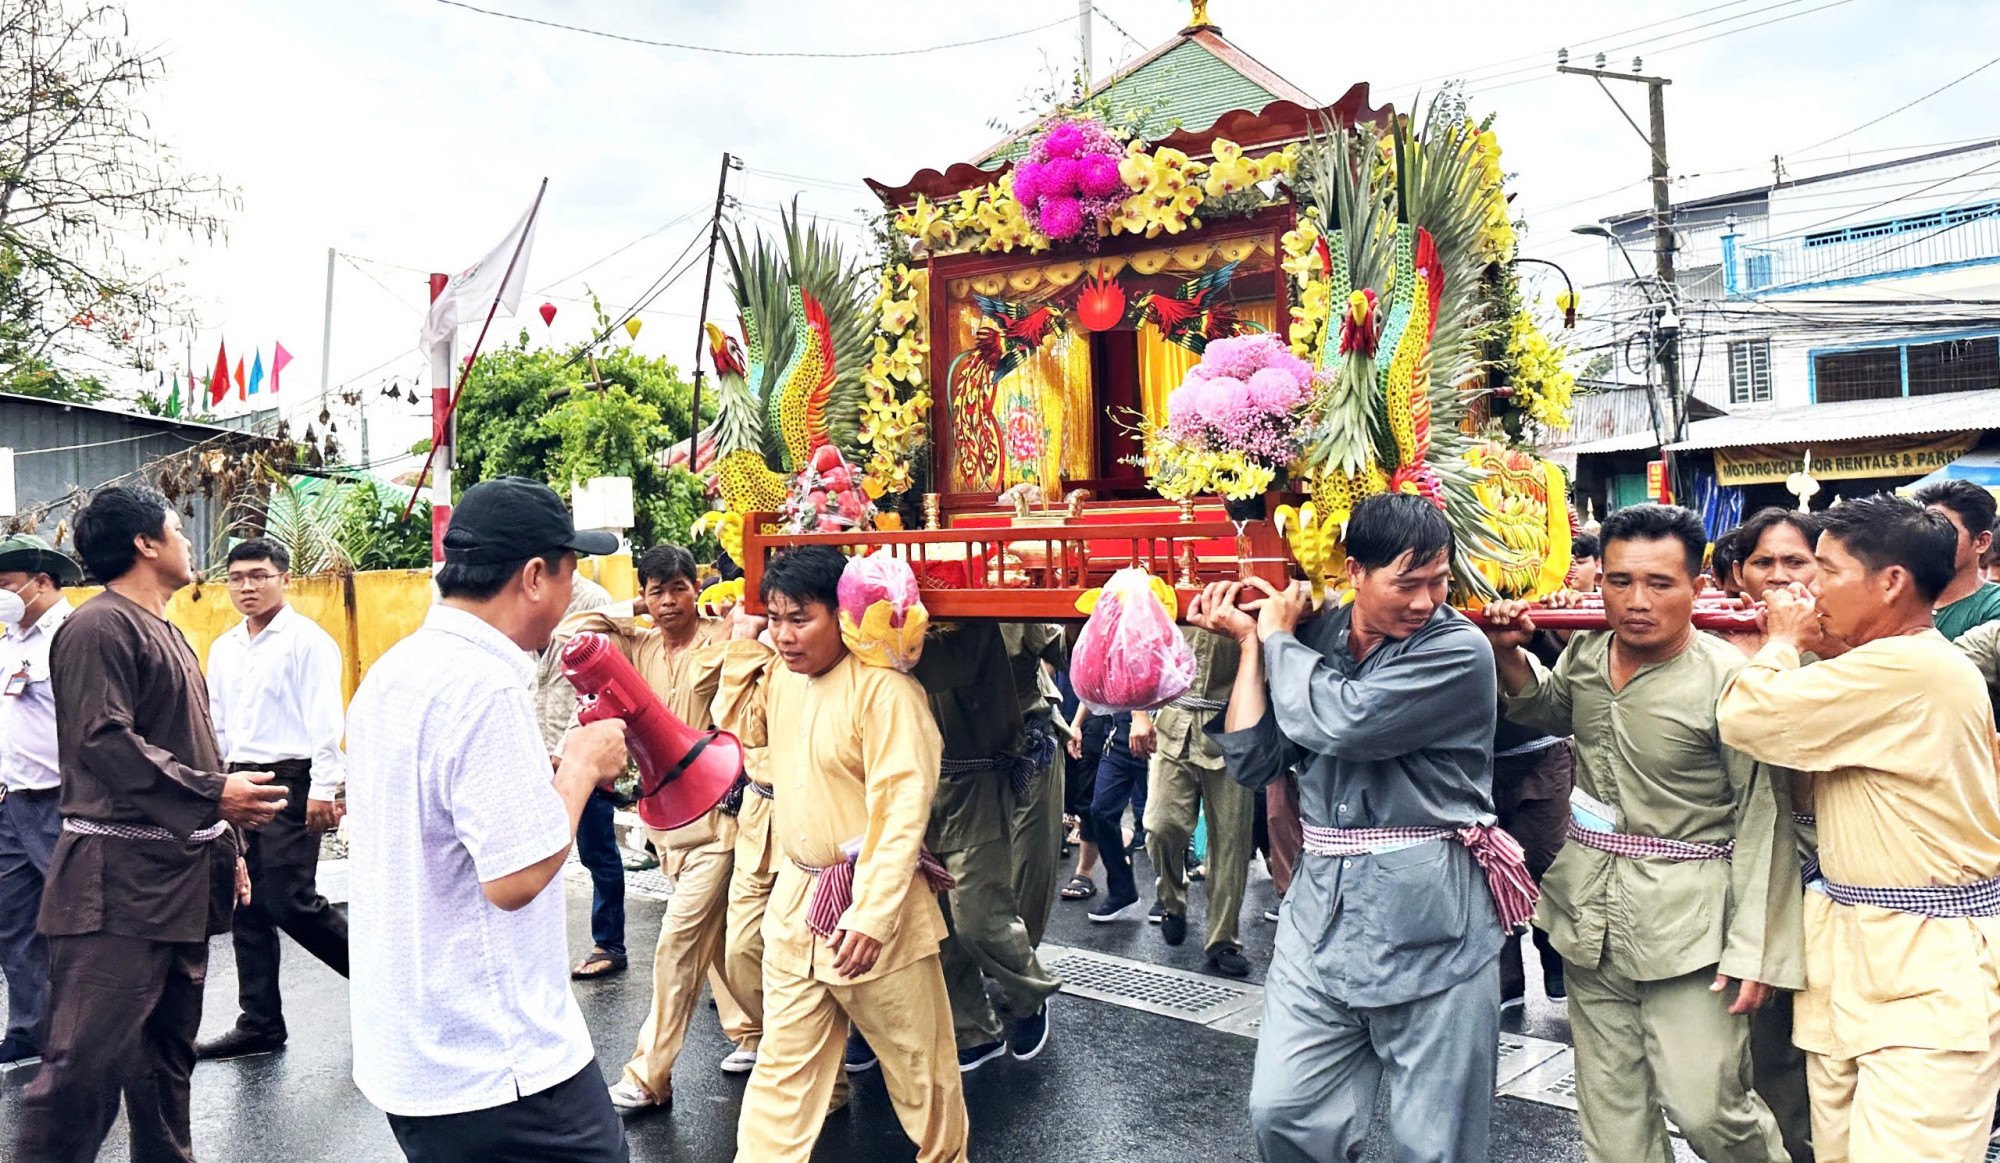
[433,1,1074,60]
[532,209,703,293]
[1088,3,1148,54]
[1789,53,2000,157]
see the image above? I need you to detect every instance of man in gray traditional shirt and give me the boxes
[1189,493,1513,1163]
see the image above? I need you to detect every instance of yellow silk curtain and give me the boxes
[1136,300,1278,427]
[947,305,1094,492]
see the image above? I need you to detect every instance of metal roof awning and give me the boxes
[1548,430,1664,457]
[1664,389,2000,452]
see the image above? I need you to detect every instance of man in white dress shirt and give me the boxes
[344,477,630,1162]
[197,537,353,1060]
[0,534,81,1068]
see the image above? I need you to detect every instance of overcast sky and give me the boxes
[115,0,2000,470]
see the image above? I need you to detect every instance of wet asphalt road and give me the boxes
[0,845,1598,1162]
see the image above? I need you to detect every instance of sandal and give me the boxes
[572,948,628,979]
[1060,875,1097,901]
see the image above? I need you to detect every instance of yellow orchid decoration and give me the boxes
[1506,306,1577,431]
[1274,502,1344,609]
[1074,573,1179,620]
[697,577,745,609]
[893,195,956,250]
[841,599,931,671]
[690,511,746,565]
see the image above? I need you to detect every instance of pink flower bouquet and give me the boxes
[1013,116,1128,248]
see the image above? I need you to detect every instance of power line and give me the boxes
[433,1,1074,60]
[532,210,703,293]
[1789,53,2000,157]
[1088,3,1148,53]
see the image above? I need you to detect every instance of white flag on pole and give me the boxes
[422,197,540,349]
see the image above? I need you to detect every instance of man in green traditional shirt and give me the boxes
[1482,503,1803,1163]
[1914,480,2000,641]
[1144,625,1255,978]
[911,622,1061,1072]
[998,623,1068,948]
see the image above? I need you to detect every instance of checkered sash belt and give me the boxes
[1168,695,1228,714]
[794,848,958,940]
[1301,822,1540,931]
[1793,813,1821,885]
[746,780,775,801]
[1817,874,2000,918]
[64,818,230,844]
[1565,821,1735,863]
[939,737,1047,798]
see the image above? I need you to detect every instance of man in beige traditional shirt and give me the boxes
[726,546,967,1163]
[1485,503,1801,1163]
[1719,495,2000,1163]
[550,546,759,1113]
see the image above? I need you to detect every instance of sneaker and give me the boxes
[194,1026,286,1061]
[1088,894,1141,923]
[1207,945,1251,978]
[1008,1004,1050,1061]
[1160,910,1188,946]
[0,1033,40,1068]
[843,1029,878,1073]
[957,1040,1007,1073]
[1148,901,1166,924]
[1129,826,1147,853]
[1500,991,1526,1013]
[1262,905,1281,923]
[1544,963,1567,1001]
[720,1046,758,1074]
[607,1080,666,1112]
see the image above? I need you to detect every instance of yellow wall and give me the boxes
[62,569,438,705]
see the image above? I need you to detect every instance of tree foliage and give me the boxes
[453,328,717,553]
[0,1,233,402]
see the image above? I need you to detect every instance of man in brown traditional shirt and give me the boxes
[15,485,288,1163]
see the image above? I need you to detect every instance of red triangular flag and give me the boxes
[271,342,293,393]
[234,357,246,400]
[210,342,230,405]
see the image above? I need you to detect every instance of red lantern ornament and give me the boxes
[1075,273,1126,332]
[539,302,557,327]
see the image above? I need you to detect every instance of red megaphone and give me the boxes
[560,632,744,831]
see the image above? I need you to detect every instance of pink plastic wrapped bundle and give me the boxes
[837,553,929,672]
[1072,567,1196,714]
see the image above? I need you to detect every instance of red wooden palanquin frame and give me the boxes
[740,498,1293,620]
[924,202,1296,514]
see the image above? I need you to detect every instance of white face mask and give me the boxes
[0,587,24,628]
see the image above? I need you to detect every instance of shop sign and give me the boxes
[1711,432,1978,486]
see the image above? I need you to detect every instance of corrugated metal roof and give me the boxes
[977,36,1283,166]
[1664,389,2000,451]
[1551,429,1665,456]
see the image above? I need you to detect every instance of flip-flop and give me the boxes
[572,948,628,979]
[1060,875,1097,901]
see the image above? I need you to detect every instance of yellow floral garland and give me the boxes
[857,262,933,497]
[1505,305,1576,432]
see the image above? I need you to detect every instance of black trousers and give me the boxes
[14,932,207,1163]
[230,760,349,1036]
[386,1059,630,1163]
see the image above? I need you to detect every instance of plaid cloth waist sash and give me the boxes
[794,848,958,939]
[1794,813,1821,885]
[747,780,775,801]
[1817,874,2000,918]
[940,717,1057,797]
[1301,822,1540,931]
[1168,695,1228,714]
[64,818,230,844]
[1565,820,1735,863]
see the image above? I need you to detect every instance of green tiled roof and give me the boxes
[976,37,1282,165]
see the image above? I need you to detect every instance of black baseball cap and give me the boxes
[442,477,620,565]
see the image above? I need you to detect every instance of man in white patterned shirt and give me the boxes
[197,537,352,1061]
[344,478,630,1162]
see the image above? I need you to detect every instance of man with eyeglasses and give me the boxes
[196,537,351,1060]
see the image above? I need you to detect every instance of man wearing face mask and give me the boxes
[0,534,82,1069]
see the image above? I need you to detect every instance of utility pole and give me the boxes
[1078,0,1092,86]
[685,152,739,467]
[1560,59,1685,477]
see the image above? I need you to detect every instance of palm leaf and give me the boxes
[243,472,351,576]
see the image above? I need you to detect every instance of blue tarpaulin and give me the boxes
[1897,448,2000,496]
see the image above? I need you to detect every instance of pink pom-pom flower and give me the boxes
[1078,153,1124,198]
[1010,161,1045,207]
[1246,366,1305,413]
[1192,376,1248,423]
[1039,196,1084,239]
[1042,156,1080,196]
[1044,123,1087,159]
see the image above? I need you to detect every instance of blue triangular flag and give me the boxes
[248,349,266,396]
